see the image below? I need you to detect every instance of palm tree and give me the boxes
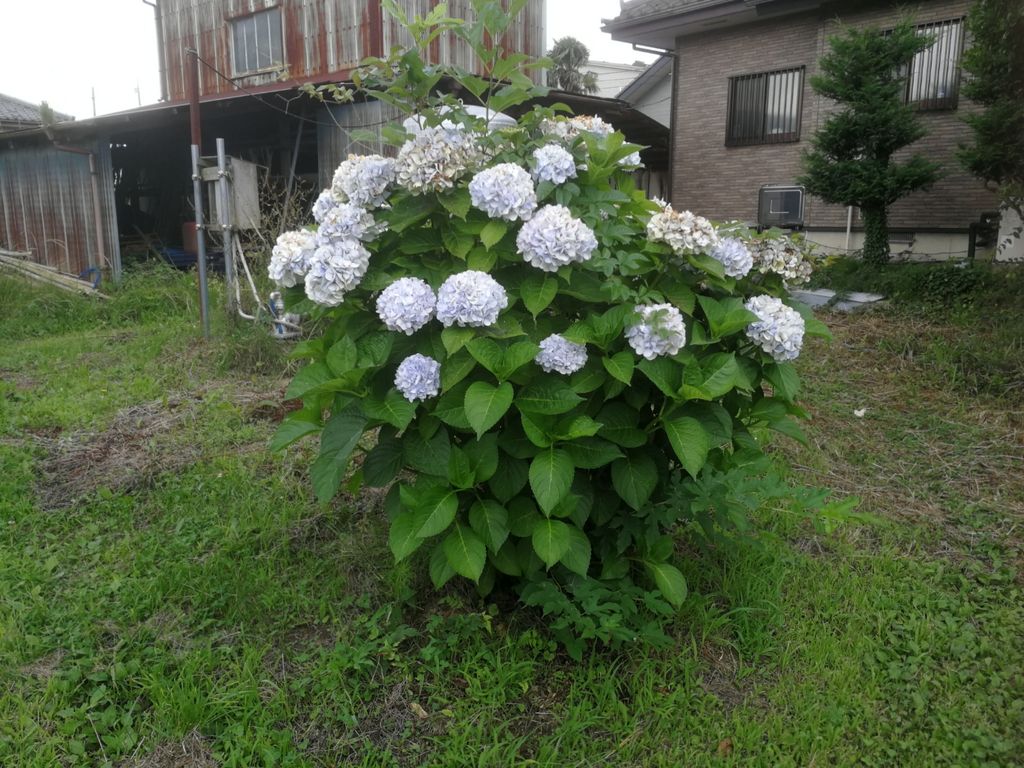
[548,37,599,95]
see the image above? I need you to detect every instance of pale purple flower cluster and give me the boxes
[619,151,643,169]
[540,115,614,141]
[330,154,395,209]
[303,240,370,307]
[312,190,336,224]
[435,270,508,328]
[535,334,588,375]
[711,237,754,278]
[625,303,687,360]
[516,205,598,272]
[468,163,537,221]
[394,353,441,402]
[268,229,317,288]
[750,237,814,284]
[532,144,577,184]
[394,125,485,195]
[315,202,383,245]
[376,277,436,335]
[744,295,805,361]
[647,206,720,255]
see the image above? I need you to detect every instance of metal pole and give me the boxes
[216,137,236,313]
[845,205,853,253]
[191,144,211,339]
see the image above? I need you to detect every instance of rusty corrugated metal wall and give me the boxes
[159,0,546,103]
[0,140,120,277]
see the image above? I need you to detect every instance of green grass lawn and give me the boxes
[1,267,1021,767]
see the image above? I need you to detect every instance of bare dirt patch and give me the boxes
[117,729,217,768]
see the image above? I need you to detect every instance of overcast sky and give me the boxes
[0,0,654,121]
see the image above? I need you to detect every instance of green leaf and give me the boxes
[521,413,554,448]
[434,383,472,430]
[663,417,710,478]
[310,411,368,503]
[285,362,332,400]
[565,437,624,469]
[441,327,475,355]
[439,188,471,219]
[638,357,682,398]
[443,524,486,582]
[516,380,584,415]
[559,525,591,576]
[531,518,572,569]
[765,362,800,403]
[269,412,320,452]
[769,416,809,446]
[597,403,648,448]
[442,226,474,259]
[698,295,758,340]
[464,381,514,438]
[356,332,393,368]
[429,543,456,588]
[602,351,635,385]
[326,336,359,375]
[388,511,424,562]
[508,497,543,537]
[490,540,523,576]
[611,451,658,511]
[681,353,739,400]
[790,301,832,339]
[521,273,558,317]
[363,389,416,430]
[463,433,499,483]
[467,247,498,272]
[413,486,459,538]
[645,562,688,608]
[662,281,696,314]
[480,220,508,250]
[469,500,509,553]
[529,448,574,514]
[447,447,475,489]
[440,349,477,391]
[363,432,404,487]
[466,337,503,377]
[554,414,603,440]
[488,454,529,501]
[687,251,726,279]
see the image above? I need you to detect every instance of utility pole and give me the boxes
[91,87,96,117]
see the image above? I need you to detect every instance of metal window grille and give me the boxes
[726,67,804,147]
[231,7,284,76]
[906,18,964,110]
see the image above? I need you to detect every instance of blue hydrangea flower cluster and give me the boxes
[647,205,720,255]
[268,229,317,288]
[394,353,441,402]
[303,240,370,307]
[535,334,588,374]
[312,190,336,224]
[330,154,395,209]
[625,303,687,360]
[315,202,382,245]
[376,277,437,335]
[532,144,577,184]
[711,237,754,278]
[516,204,598,272]
[468,163,537,221]
[743,295,805,361]
[435,270,508,328]
[394,125,485,195]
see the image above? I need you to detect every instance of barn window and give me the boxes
[725,67,804,147]
[230,7,284,76]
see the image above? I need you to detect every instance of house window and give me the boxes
[905,18,964,110]
[230,7,284,76]
[726,67,804,147]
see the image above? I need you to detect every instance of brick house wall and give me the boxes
[671,0,997,239]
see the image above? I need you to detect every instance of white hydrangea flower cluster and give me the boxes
[435,270,508,327]
[750,238,814,285]
[376,277,436,335]
[711,237,754,278]
[468,163,537,221]
[312,190,335,224]
[625,303,687,360]
[330,154,395,209]
[516,205,598,272]
[744,295,805,361]
[394,353,441,402]
[315,202,383,245]
[647,206,720,255]
[303,240,371,307]
[619,151,643,168]
[535,334,588,375]
[394,125,485,195]
[540,115,614,140]
[268,229,317,288]
[532,144,577,184]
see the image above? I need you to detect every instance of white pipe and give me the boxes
[845,205,853,252]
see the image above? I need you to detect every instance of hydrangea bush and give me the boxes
[271,0,834,654]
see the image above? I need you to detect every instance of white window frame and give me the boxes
[230,7,285,77]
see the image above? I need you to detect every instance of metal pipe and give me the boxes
[142,0,168,102]
[187,48,202,150]
[845,205,854,252]
[191,144,211,339]
[216,137,236,313]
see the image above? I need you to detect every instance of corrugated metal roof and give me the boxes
[0,93,73,127]
[610,0,733,25]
